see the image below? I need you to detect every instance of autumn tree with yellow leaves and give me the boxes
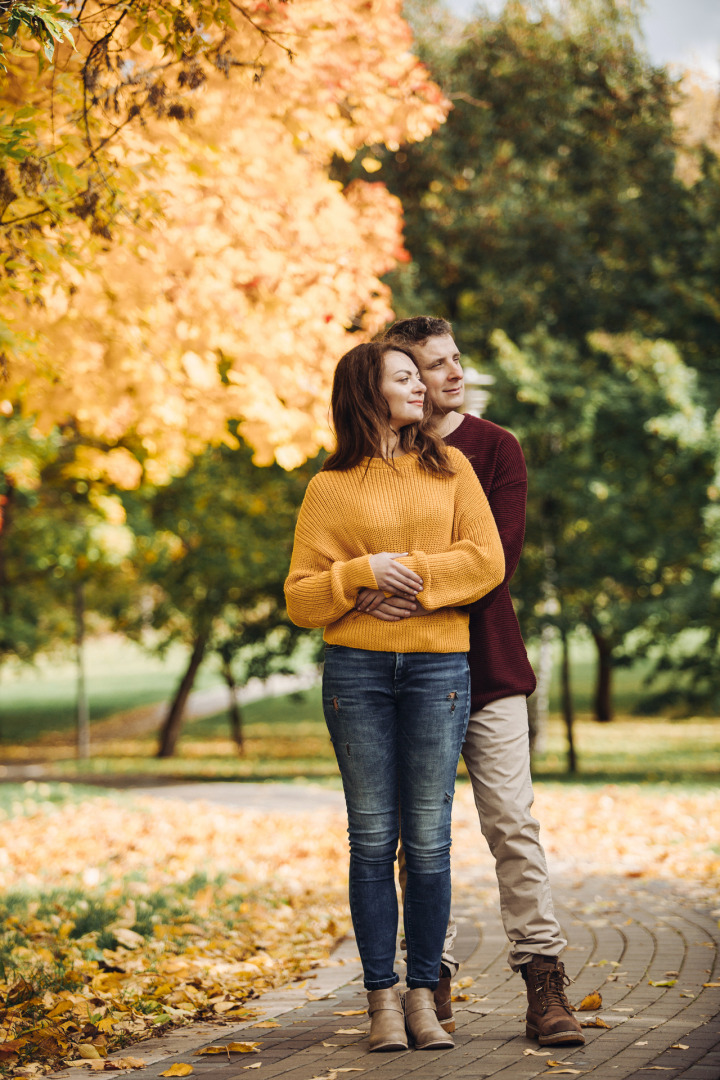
[1,0,448,480]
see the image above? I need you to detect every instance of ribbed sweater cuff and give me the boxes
[334,555,378,602]
[398,552,431,606]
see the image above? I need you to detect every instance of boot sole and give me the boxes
[412,1037,455,1050]
[526,1024,585,1046]
[369,1041,408,1052]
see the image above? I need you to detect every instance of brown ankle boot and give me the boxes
[404,987,455,1050]
[522,956,585,1046]
[366,987,408,1052]
[433,975,455,1033]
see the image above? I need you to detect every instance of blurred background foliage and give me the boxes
[1,0,719,770]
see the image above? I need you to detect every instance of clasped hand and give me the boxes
[360,552,426,623]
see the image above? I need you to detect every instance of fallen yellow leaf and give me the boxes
[251,1022,280,1029]
[77,1046,103,1060]
[523,1049,551,1056]
[547,1063,576,1068]
[332,1010,366,1016]
[671,1044,689,1050]
[227,1043,262,1053]
[47,1001,75,1019]
[334,1029,365,1036]
[649,979,677,987]
[194,1048,229,1056]
[159,1066,193,1076]
[576,991,602,1010]
[702,982,720,987]
[580,1016,611,1028]
[243,1065,262,1071]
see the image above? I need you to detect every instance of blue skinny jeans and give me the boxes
[322,645,470,991]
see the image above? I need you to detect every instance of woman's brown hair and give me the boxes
[322,341,455,476]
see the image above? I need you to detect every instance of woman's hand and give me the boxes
[368,552,424,597]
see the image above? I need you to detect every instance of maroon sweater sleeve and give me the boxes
[465,430,527,613]
[445,415,536,710]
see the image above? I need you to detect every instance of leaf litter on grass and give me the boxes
[0,796,350,1077]
[452,784,720,903]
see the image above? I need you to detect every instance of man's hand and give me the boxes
[356,589,441,622]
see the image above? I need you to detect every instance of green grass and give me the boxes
[1,685,716,788]
[2,636,718,787]
[0,637,223,743]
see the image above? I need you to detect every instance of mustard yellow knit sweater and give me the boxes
[284,447,505,653]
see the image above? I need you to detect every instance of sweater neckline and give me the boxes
[360,452,419,469]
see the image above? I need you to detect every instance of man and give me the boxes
[355,316,584,1047]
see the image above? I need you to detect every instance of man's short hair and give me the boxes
[383,316,453,347]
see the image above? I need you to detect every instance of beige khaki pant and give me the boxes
[399,694,565,973]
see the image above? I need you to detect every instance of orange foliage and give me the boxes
[4,1,449,481]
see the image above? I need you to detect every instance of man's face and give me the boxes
[411,334,464,415]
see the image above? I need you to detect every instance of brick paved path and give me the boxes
[53,785,720,1080]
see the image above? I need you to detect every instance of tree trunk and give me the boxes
[221,655,244,754]
[528,623,554,753]
[560,627,578,774]
[591,629,614,722]
[157,629,210,758]
[75,582,90,760]
[0,477,14,616]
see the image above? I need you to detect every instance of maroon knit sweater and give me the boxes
[445,414,536,712]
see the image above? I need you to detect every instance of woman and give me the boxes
[284,341,504,1052]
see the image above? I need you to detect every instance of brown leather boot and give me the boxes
[404,987,455,1050]
[522,956,585,1046]
[366,987,408,1052]
[433,975,455,1033]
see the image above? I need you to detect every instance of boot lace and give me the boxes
[536,966,573,1013]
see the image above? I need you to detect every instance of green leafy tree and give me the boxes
[491,329,716,727]
[0,422,134,751]
[365,0,720,718]
[122,433,319,758]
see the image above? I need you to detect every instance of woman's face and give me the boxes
[380,351,426,431]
